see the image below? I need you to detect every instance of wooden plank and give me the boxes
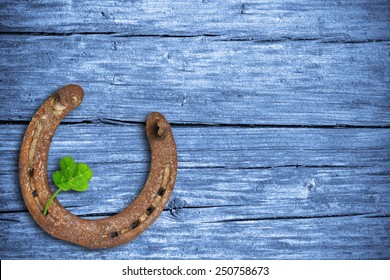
[2,124,389,209]
[0,35,389,126]
[1,0,389,41]
[2,164,390,221]
[1,123,389,258]
[1,211,389,259]
[2,123,390,170]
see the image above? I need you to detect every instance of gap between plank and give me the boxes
[1,119,390,129]
[205,211,381,224]
[1,31,389,44]
[1,209,388,225]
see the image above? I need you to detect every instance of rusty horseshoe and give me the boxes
[19,84,178,248]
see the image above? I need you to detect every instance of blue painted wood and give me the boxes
[0,0,389,259]
[1,35,389,126]
[1,0,389,41]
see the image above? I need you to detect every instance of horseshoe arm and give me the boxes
[19,85,178,248]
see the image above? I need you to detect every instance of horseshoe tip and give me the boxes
[148,111,163,119]
[56,84,85,107]
[146,112,171,139]
[66,84,84,98]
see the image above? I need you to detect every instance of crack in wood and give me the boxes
[0,31,222,38]
[205,212,379,224]
[3,119,390,129]
[364,214,390,218]
[0,218,20,223]
[1,32,389,44]
[180,165,370,170]
[0,209,28,214]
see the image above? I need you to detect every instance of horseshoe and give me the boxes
[19,84,178,248]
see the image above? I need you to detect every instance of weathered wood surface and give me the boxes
[1,0,389,41]
[1,124,389,259]
[0,0,389,259]
[1,35,390,126]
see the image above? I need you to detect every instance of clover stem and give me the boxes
[43,188,61,216]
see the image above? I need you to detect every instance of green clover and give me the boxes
[44,156,93,216]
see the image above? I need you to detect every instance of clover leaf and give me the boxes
[44,156,93,216]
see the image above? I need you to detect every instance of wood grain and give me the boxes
[1,211,389,259]
[1,124,389,258]
[0,35,389,126]
[0,0,389,259]
[1,0,389,41]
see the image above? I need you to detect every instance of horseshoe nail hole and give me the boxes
[153,121,167,140]
[146,206,155,215]
[52,95,66,111]
[131,220,140,229]
[28,168,34,177]
[32,191,37,197]
[154,125,162,138]
[110,231,119,238]
[157,187,165,196]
